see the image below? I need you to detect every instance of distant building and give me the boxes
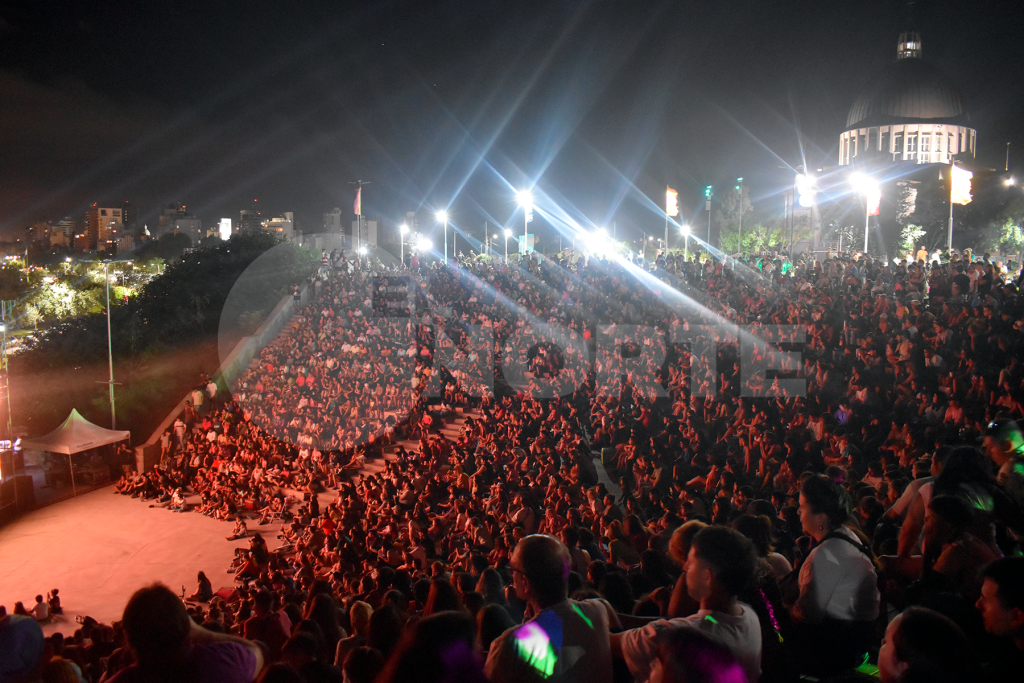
[28,221,51,248]
[839,31,975,167]
[323,207,344,233]
[85,206,123,251]
[156,204,188,237]
[350,218,378,249]
[263,212,294,240]
[51,217,76,247]
[238,209,263,234]
[121,200,136,230]
[115,233,135,253]
[173,217,203,243]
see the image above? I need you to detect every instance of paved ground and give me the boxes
[0,405,621,638]
[0,486,281,635]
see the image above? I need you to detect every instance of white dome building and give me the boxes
[839,31,975,166]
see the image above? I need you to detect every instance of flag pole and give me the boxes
[664,185,669,257]
[947,164,955,251]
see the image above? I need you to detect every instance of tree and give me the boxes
[713,185,752,251]
[0,264,29,302]
[898,224,927,260]
[995,218,1024,255]
[22,304,41,329]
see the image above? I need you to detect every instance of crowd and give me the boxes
[4,245,1024,683]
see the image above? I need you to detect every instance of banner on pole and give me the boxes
[354,187,362,216]
[951,164,973,205]
[867,187,881,216]
[666,187,679,217]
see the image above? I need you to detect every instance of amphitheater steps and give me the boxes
[354,410,472,480]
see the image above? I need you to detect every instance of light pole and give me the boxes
[504,229,512,264]
[851,174,879,254]
[517,189,533,259]
[102,262,116,429]
[436,210,448,264]
[0,314,11,486]
[400,223,408,266]
[704,185,712,244]
[735,177,744,256]
[682,224,690,261]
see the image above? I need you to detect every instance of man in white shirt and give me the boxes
[612,526,762,683]
[31,595,50,622]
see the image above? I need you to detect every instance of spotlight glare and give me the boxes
[436,210,448,223]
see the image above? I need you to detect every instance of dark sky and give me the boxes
[0,0,1020,246]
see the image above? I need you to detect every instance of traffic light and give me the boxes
[735,177,743,191]
[704,185,712,198]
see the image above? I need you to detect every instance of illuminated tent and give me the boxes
[21,409,130,495]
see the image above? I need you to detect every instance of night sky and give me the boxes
[1,0,1021,246]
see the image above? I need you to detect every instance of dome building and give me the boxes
[838,31,975,166]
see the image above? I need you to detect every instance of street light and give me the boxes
[504,228,513,264]
[735,177,744,256]
[1006,177,1017,187]
[400,223,409,265]
[681,224,690,260]
[102,262,117,429]
[436,210,448,264]
[850,173,880,254]
[517,189,533,258]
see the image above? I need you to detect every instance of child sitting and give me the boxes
[47,589,62,615]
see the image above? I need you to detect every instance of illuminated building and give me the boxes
[85,206,123,251]
[262,212,294,240]
[839,31,975,167]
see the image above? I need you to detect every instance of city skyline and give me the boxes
[1,0,1021,247]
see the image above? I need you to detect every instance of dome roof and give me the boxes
[845,57,969,130]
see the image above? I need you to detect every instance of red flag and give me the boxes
[354,187,362,216]
[866,186,881,216]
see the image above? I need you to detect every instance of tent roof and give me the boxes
[21,409,130,455]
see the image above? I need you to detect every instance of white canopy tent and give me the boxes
[21,409,130,495]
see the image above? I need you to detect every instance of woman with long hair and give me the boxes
[188,571,213,602]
